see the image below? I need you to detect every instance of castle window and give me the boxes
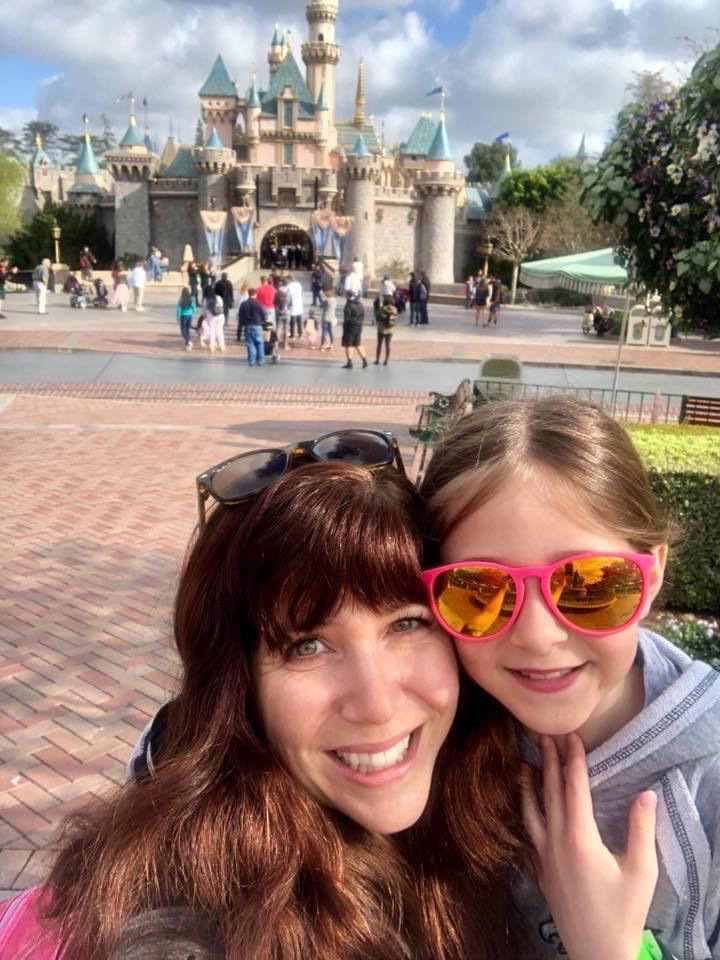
[283,100,293,127]
[318,32,324,41]
[283,143,294,166]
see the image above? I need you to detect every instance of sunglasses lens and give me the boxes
[210,450,287,501]
[550,555,644,631]
[432,566,516,639]
[313,431,392,466]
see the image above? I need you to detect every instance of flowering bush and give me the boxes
[582,45,720,337]
[659,616,720,669]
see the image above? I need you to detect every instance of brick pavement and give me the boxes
[0,390,420,899]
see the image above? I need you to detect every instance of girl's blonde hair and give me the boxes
[420,396,673,552]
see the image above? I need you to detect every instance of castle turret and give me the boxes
[105,100,160,257]
[415,113,463,284]
[302,0,340,119]
[269,25,286,77]
[353,58,365,128]
[199,55,239,149]
[343,134,379,278]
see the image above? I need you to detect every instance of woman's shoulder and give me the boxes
[0,886,59,959]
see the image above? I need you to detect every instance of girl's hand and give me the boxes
[521,733,658,960]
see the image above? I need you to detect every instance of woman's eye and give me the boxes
[287,637,326,659]
[391,616,430,633]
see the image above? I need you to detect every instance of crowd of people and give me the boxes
[465,273,503,327]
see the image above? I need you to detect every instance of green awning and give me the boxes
[519,248,627,292]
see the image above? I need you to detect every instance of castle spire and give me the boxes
[354,57,365,128]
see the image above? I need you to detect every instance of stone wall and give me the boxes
[374,202,420,276]
[454,222,484,280]
[151,198,198,268]
[345,174,376,277]
[114,181,150,259]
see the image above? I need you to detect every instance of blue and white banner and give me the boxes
[200,210,226,260]
[329,214,353,263]
[231,206,254,252]
[310,209,333,256]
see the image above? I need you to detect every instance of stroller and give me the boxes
[69,286,92,309]
[91,277,109,308]
[262,316,279,364]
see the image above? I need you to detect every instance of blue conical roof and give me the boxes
[119,117,145,148]
[577,134,587,159]
[199,55,236,97]
[316,83,329,111]
[350,134,371,157]
[271,24,283,46]
[247,76,261,109]
[75,134,100,174]
[205,127,224,149]
[143,132,155,153]
[427,116,451,160]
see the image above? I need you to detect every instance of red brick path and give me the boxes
[0,391,419,898]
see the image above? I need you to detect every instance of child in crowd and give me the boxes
[319,286,337,351]
[419,396,720,960]
[304,308,318,349]
[176,287,195,351]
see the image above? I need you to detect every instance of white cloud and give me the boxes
[1,0,718,172]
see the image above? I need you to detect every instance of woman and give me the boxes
[374,294,397,366]
[6,450,525,959]
[341,292,368,369]
[0,256,19,318]
[176,287,195,350]
[114,260,129,312]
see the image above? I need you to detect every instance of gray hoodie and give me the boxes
[514,628,720,959]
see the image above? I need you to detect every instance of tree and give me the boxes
[540,180,618,257]
[582,44,720,336]
[464,141,519,184]
[489,206,545,304]
[6,198,113,269]
[495,161,578,214]
[21,121,59,153]
[0,128,23,158]
[195,119,205,147]
[0,151,25,251]
[99,114,117,154]
[625,70,675,107]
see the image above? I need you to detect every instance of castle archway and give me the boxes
[259,219,314,270]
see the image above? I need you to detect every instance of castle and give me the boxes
[23,0,494,284]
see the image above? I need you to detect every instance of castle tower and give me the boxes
[68,125,106,208]
[199,55,239,149]
[353,58,365,127]
[343,134,379,279]
[415,112,463,284]
[302,0,340,119]
[105,100,160,257]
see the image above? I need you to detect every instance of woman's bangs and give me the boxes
[252,486,426,650]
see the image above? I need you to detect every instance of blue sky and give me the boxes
[1,0,717,170]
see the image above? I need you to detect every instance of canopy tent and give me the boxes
[519,247,627,293]
[519,247,635,411]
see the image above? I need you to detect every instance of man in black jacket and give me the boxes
[341,293,368,369]
[237,289,266,366]
[214,272,234,323]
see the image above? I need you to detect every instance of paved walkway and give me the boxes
[2,289,719,374]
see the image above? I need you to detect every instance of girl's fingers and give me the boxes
[623,791,659,880]
[541,735,566,835]
[563,732,602,842]
[520,765,547,852]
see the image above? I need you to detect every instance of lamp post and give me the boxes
[477,239,493,276]
[51,222,61,265]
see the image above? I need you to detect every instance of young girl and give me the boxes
[419,396,720,960]
[176,287,195,350]
[319,285,337,351]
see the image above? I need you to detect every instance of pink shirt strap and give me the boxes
[0,887,65,960]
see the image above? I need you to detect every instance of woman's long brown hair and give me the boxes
[44,461,525,960]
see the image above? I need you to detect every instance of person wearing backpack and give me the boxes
[32,259,51,314]
[341,292,368,369]
[374,294,397,366]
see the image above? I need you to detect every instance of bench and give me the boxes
[410,379,473,477]
[680,395,720,427]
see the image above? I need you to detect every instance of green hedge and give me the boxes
[626,425,720,613]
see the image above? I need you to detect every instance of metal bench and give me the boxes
[680,395,720,427]
[410,379,473,477]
